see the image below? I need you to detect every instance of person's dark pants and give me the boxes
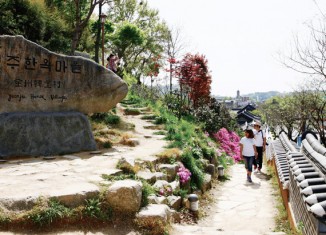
[244,156,254,172]
[253,146,263,170]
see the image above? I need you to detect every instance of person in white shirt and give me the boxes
[252,121,266,173]
[240,129,258,183]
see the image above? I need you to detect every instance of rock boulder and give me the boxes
[106,180,142,214]
[0,35,128,114]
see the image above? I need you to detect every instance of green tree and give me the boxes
[0,0,45,42]
[0,0,70,53]
[193,98,236,134]
[45,0,105,54]
[295,82,326,146]
[259,95,305,141]
[106,0,169,83]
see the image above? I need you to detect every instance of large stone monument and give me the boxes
[0,35,128,157]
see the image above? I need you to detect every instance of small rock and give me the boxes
[43,156,55,160]
[90,150,102,154]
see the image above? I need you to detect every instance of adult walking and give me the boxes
[240,128,258,182]
[252,120,266,173]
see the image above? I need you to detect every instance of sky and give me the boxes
[146,0,326,97]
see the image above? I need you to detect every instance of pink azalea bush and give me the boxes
[158,185,173,196]
[213,128,241,162]
[177,166,192,184]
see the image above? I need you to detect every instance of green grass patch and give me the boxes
[153,130,166,135]
[141,114,157,120]
[90,112,120,125]
[26,198,71,226]
[102,173,136,181]
[267,165,297,235]
[154,116,167,125]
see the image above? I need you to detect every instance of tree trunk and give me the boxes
[94,5,102,63]
[178,83,183,120]
[150,76,153,91]
[169,63,172,94]
[70,0,100,54]
[71,26,82,54]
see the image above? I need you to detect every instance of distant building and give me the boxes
[220,90,256,110]
[223,100,234,109]
[235,104,256,113]
[236,90,240,99]
[233,103,261,129]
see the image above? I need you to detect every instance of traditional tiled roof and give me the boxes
[270,131,326,233]
[277,132,326,217]
[235,104,256,114]
[236,110,261,125]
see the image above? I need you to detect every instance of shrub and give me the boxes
[181,148,204,190]
[177,166,191,184]
[0,213,11,225]
[103,141,112,148]
[90,112,120,125]
[154,116,167,125]
[156,185,173,197]
[191,146,203,159]
[156,148,182,163]
[213,128,240,162]
[84,198,102,218]
[135,217,168,235]
[173,188,188,199]
[192,98,237,134]
[90,112,108,122]
[141,181,156,207]
[94,137,112,149]
[105,114,120,125]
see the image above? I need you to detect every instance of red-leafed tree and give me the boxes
[144,55,161,90]
[178,53,212,108]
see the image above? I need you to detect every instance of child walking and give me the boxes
[240,129,258,182]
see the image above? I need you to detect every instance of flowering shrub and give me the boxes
[216,148,223,157]
[157,185,173,197]
[213,128,241,162]
[177,166,192,184]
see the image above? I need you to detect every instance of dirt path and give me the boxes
[171,164,281,235]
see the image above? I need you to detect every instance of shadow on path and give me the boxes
[254,171,272,181]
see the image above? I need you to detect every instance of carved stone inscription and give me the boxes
[0,35,128,113]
